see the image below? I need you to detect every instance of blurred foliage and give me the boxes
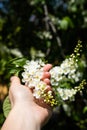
[0,0,87,129]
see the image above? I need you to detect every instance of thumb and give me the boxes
[10,76,21,87]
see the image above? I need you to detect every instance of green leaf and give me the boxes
[83,106,87,114]
[6,57,27,76]
[60,19,68,30]
[3,96,11,118]
[60,17,74,30]
[0,113,5,125]
[7,57,27,67]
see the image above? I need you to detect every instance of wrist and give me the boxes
[11,103,41,130]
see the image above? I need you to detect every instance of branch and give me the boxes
[43,3,65,58]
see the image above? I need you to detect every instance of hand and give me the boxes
[9,64,52,127]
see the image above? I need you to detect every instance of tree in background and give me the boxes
[0,0,87,129]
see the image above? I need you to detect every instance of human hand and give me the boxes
[9,64,53,127]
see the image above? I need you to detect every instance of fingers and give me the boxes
[43,64,52,72]
[10,76,21,86]
[43,79,50,85]
[42,72,51,85]
[41,64,52,86]
[42,64,52,83]
[45,85,52,92]
[42,72,51,79]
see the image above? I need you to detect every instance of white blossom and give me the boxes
[22,60,45,88]
[57,88,77,100]
[33,81,46,99]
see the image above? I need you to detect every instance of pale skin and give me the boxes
[1,64,53,130]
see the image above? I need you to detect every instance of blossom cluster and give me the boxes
[22,60,45,88]
[50,58,81,86]
[49,57,83,101]
[21,55,85,106]
[22,60,57,106]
